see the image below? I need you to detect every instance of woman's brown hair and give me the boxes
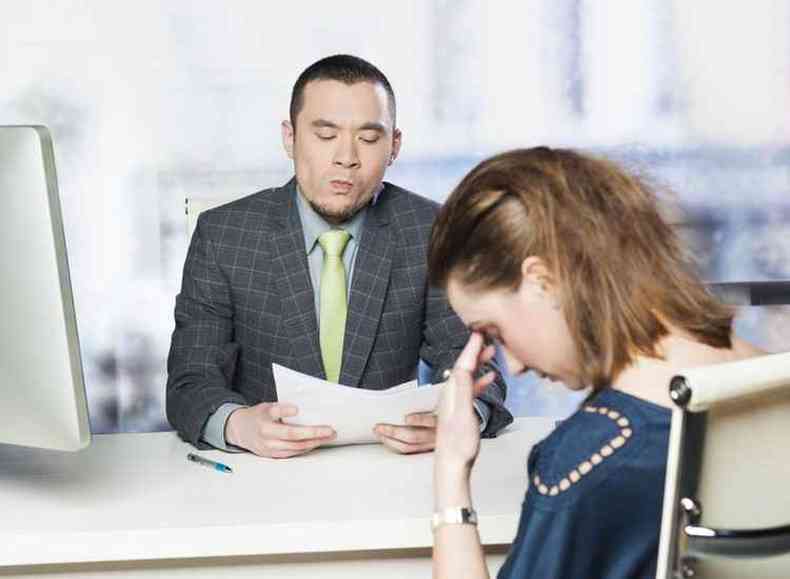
[428,147,734,390]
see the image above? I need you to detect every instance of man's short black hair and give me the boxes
[289,54,396,128]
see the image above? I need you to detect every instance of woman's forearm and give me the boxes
[432,462,491,579]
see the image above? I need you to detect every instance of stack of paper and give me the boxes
[272,364,442,446]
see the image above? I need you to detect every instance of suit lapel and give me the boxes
[339,193,393,387]
[270,180,325,378]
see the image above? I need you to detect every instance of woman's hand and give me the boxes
[432,332,497,579]
[435,332,497,474]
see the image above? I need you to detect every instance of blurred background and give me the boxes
[2,1,788,432]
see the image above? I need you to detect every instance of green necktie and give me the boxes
[318,229,351,383]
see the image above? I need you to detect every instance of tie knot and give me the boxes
[318,229,351,258]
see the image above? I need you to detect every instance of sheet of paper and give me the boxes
[272,363,442,446]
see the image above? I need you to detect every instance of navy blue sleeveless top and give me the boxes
[497,388,671,579]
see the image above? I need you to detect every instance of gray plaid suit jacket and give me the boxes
[166,179,512,448]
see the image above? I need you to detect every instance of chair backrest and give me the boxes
[657,351,790,578]
[185,197,242,239]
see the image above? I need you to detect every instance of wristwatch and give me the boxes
[431,506,478,532]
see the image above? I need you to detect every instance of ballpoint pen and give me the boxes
[187,452,233,474]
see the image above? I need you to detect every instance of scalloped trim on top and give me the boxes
[531,405,633,496]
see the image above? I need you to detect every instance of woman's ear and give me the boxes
[520,256,551,291]
[520,256,560,308]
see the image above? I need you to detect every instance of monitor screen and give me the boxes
[0,125,91,451]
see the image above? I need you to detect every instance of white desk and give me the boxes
[0,418,556,578]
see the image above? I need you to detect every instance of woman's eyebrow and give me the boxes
[468,322,495,336]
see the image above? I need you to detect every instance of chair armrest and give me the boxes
[686,523,790,559]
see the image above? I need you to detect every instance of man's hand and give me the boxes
[225,402,336,458]
[374,411,438,454]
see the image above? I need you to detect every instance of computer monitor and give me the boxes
[0,125,91,451]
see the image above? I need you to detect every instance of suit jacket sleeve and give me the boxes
[420,283,513,437]
[166,216,248,447]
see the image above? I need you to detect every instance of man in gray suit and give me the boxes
[166,55,511,458]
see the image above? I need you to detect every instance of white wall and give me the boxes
[2,1,788,431]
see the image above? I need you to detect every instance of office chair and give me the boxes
[185,197,236,238]
[656,351,790,578]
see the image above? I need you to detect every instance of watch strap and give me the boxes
[431,506,478,532]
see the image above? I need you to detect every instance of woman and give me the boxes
[428,147,763,578]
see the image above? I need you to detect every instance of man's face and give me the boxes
[282,80,401,224]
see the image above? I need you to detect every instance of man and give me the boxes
[166,55,512,458]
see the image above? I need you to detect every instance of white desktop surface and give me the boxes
[0,418,556,576]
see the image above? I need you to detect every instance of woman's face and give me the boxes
[446,267,583,389]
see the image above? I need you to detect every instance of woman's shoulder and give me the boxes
[526,388,671,509]
[499,392,670,579]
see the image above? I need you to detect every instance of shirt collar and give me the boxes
[295,182,382,255]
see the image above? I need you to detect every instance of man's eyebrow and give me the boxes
[309,120,386,132]
[357,122,386,132]
[310,119,339,129]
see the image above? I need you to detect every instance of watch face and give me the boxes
[461,507,478,525]
[431,507,478,531]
